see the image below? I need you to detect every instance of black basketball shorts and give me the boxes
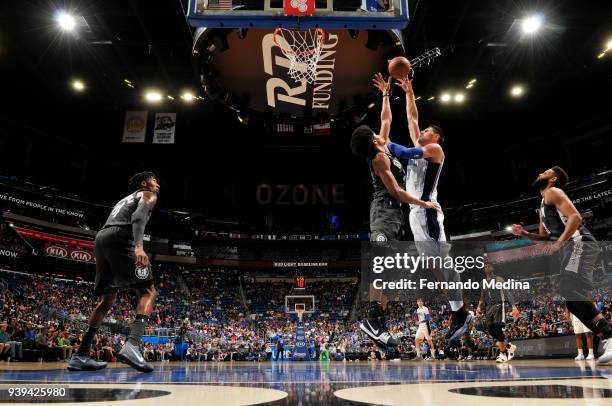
[94,226,154,296]
[369,196,404,242]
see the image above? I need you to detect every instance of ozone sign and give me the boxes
[194,28,404,119]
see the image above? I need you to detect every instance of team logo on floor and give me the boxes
[135,265,150,279]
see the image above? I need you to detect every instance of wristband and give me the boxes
[383,93,390,97]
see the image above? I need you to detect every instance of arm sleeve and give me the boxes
[388,142,424,161]
[131,196,152,245]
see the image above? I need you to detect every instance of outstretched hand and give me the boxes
[372,72,392,94]
[395,76,413,94]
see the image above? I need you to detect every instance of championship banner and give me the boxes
[122,111,148,143]
[152,113,176,144]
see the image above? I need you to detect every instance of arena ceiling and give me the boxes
[0,0,610,210]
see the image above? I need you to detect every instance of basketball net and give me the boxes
[296,308,305,323]
[274,28,325,84]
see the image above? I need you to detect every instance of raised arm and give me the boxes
[372,152,440,210]
[372,73,392,144]
[396,77,420,147]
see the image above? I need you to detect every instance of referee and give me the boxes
[476,262,520,363]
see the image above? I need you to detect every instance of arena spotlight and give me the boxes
[607,39,612,50]
[144,90,163,103]
[427,96,435,101]
[55,11,77,31]
[454,93,465,103]
[440,93,451,103]
[71,79,85,92]
[505,226,513,232]
[522,15,543,35]
[510,85,525,97]
[181,91,195,103]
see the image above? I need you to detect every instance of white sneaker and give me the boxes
[496,353,507,363]
[575,353,585,361]
[507,344,517,361]
[596,339,612,366]
[466,354,473,361]
[586,353,595,361]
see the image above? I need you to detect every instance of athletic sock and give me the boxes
[77,326,99,356]
[594,318,612,339]
[127,314,148,346]
[449,301,463,312]
[588,349,594,357]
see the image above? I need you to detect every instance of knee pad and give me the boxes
[566,301,601,332]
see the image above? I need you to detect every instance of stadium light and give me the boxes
[427,96,435,101]
[505,226,513,232]
[71,79,85,92]
[606,39,612,51]
[454,93,465,103]
[144,90,163,103]
[181,91,195,103]
[522,15,543,35]
[510,85,525,98]
[440,93,451,103]
[55,11,77,31]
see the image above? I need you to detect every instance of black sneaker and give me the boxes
[117,342,154,373]
[445,308,474,343]
[67,354,107,371]
[359,320,399,350]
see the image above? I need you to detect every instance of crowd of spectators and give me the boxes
[0,267,610,363]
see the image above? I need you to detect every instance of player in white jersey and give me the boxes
[386,77,473,344]
[414,299,435,360]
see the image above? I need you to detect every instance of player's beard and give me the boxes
[532,177,549,191]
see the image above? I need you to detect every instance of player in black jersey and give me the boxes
[511,166,612,365]
[476,262,520,363]
[351,73,440,350]
[68,172,160,372]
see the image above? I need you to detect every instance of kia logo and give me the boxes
[71,250,92,262]
[45,246,67,258]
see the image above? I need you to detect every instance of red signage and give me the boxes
[284,0,315,16]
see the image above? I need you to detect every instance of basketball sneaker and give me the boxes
[496,352,507,363]
[67,354,107,371]
[586,353,595,361]
[359,320,399,350]
[445,308,474,343]
[507,344,517,361]
[575,353,585,361]
[596,339,612,365]
[117,341,154,373]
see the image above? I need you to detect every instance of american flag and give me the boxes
[207,0,233,10]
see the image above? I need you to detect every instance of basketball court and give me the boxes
[0,360,610,405]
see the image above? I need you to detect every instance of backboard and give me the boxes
[187,0,409,30]
[285,295,315,314]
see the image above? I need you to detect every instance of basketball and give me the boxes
[388,56,411,79]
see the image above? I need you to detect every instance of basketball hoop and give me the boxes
[273,28,325,84]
